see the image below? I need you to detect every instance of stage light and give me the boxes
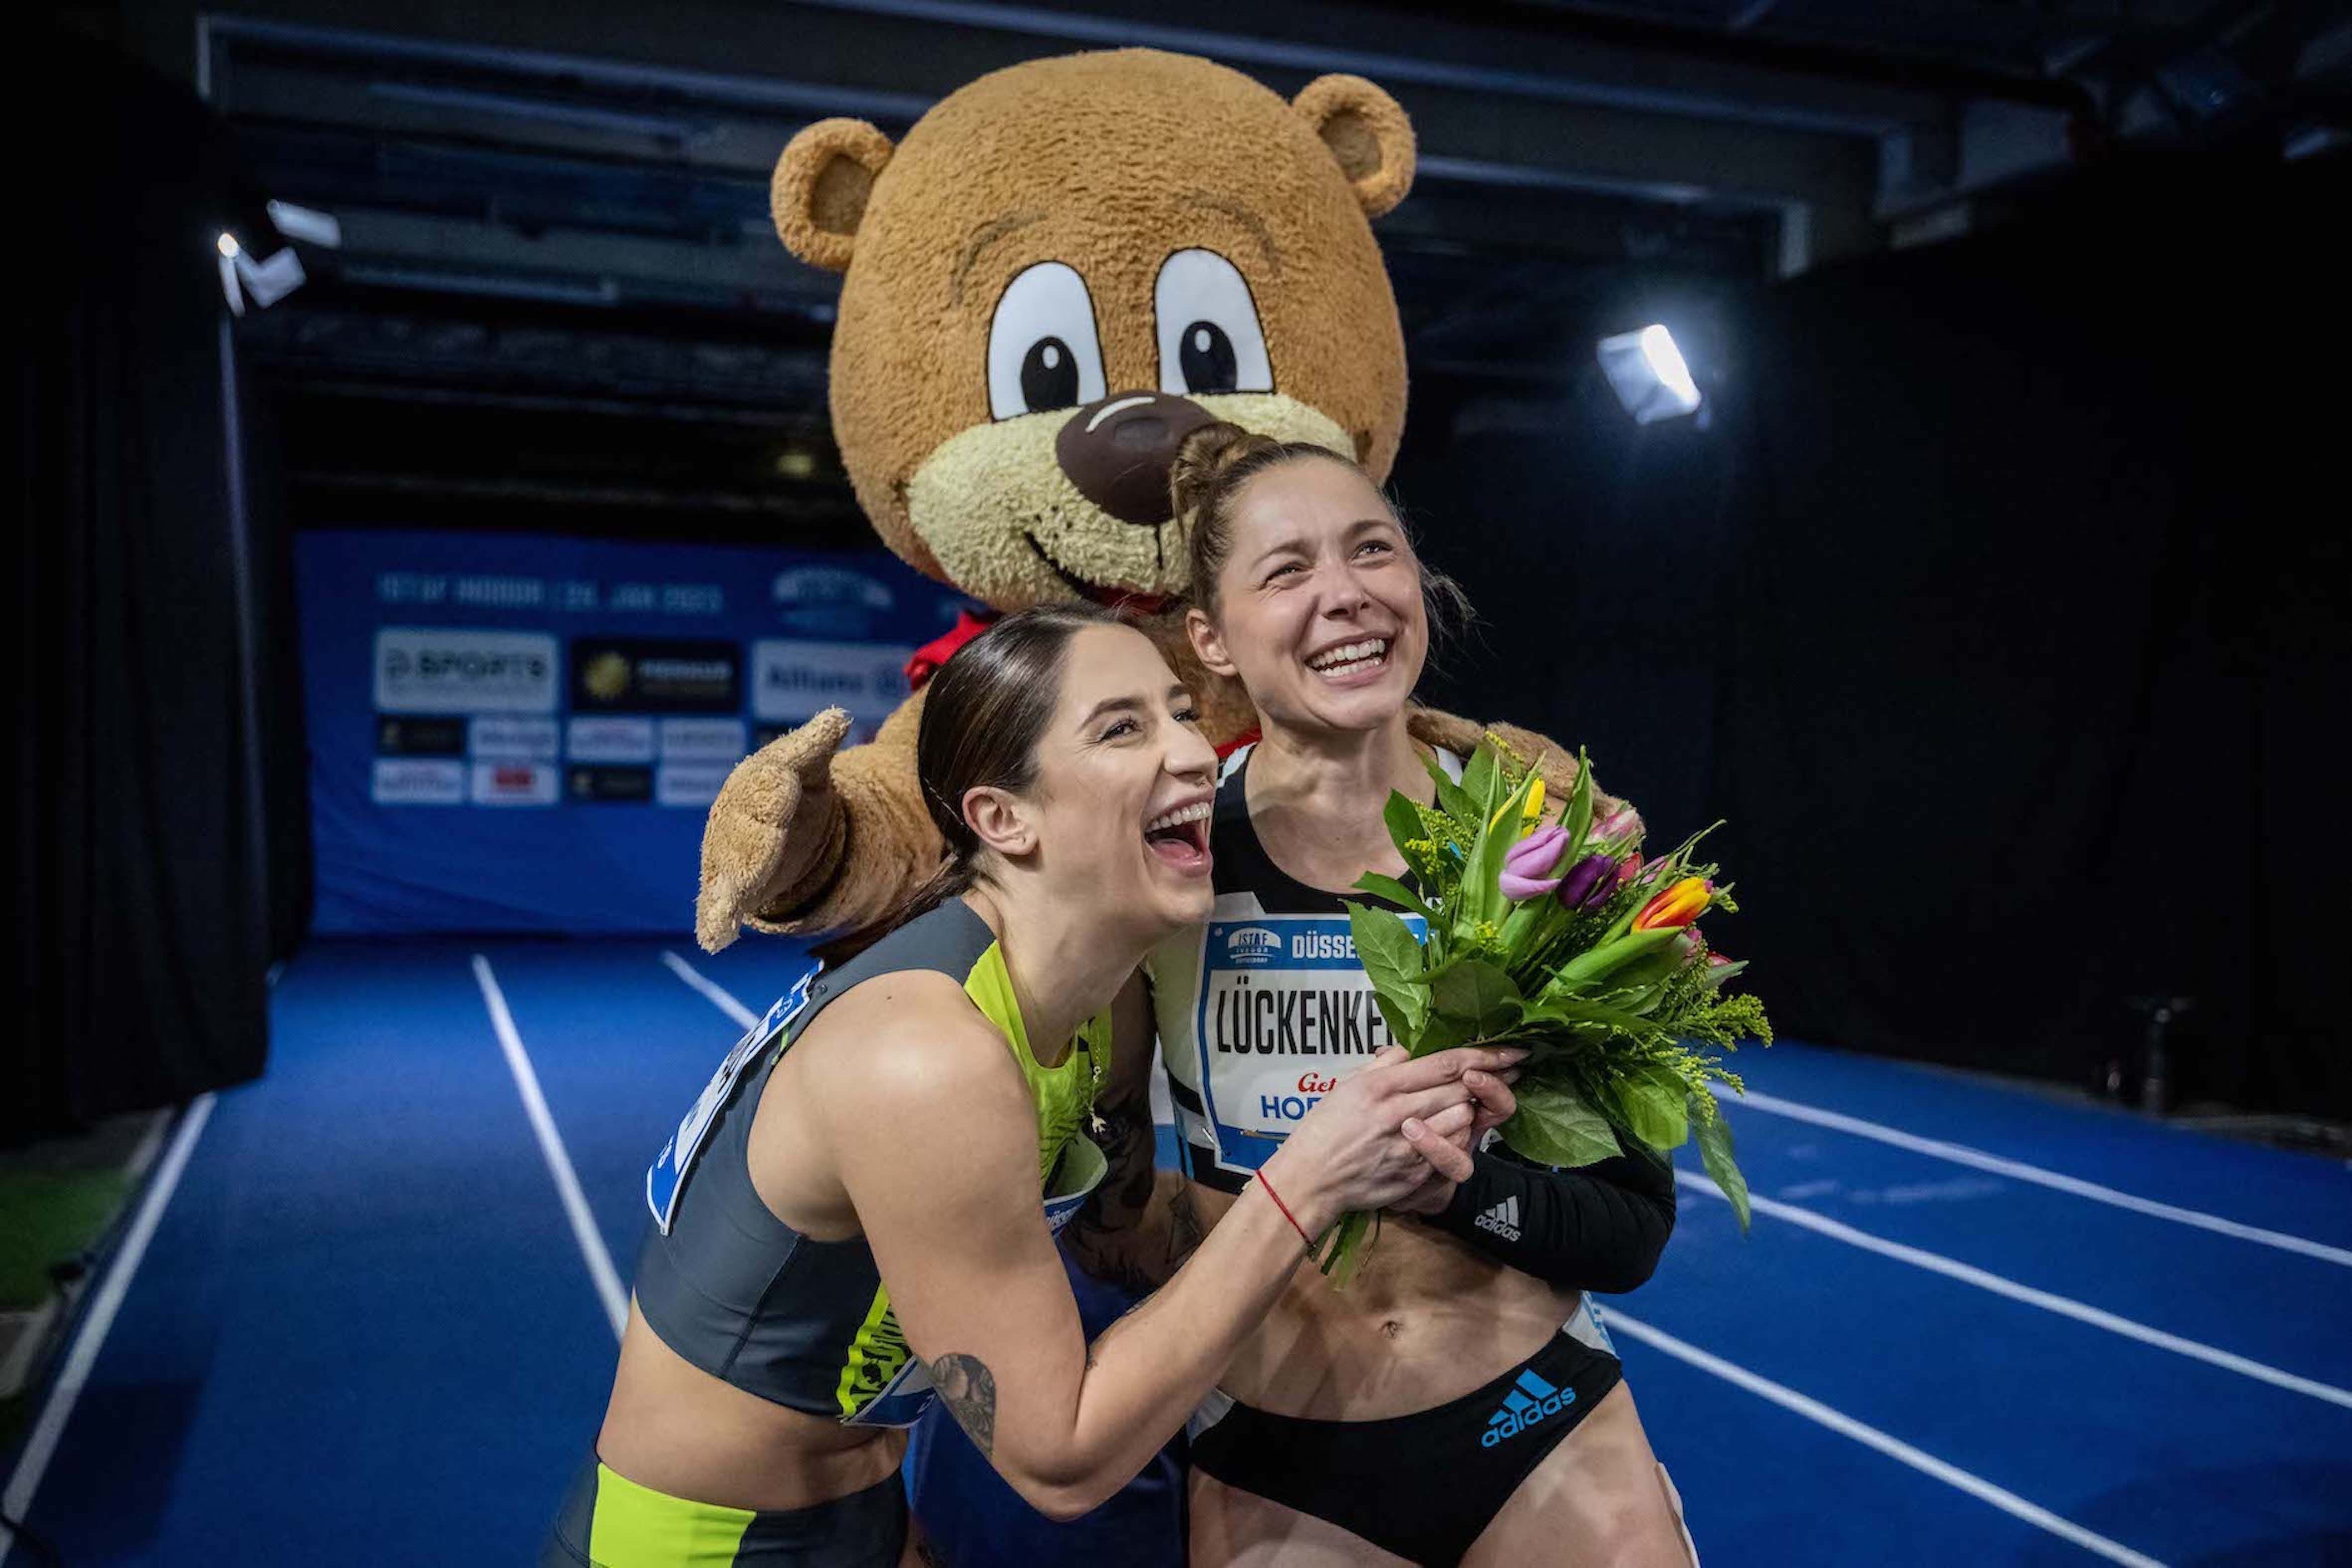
[213,227,308,315]
[217,232,246,316]
[266,200,343,249]
[774,448,819,481]
[236,245,308,309]
[1597,324,1703,425]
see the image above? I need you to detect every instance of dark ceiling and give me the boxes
[152,0,2344,540]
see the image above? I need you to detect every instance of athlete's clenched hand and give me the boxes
[1263,1045,1527,1230]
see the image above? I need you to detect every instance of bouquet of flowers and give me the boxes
[1324,736,1771,1286]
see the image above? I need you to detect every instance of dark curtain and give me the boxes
[1410,147,2349,1119]
[5,33,296,1140]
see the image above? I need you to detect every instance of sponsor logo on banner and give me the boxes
[371,758,466,805]
[657,762,731,808]
[566,716,656,764]
[469,716,559,761]
[750,641,912,726]
[771,567,895,637]
[659,718,748,763]
[470,761,559,806]
[1193,913,1427,1172]
[375,715,465,757]
[375,629,558,714]
[570,638,741,714]
[569,766,653,803]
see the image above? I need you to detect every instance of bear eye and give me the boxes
[1155,249,1273,399]
[988,262,1108,421]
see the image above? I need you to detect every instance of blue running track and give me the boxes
[3,938,2347,1566]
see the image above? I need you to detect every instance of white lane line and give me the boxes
[0,1095,215,1568]
[473,954,627,1339]
[1603,1311,2168,1568]
[660,950,760,1031]
[1720,1087,2352,1268]
[1678,1173,2352,1411]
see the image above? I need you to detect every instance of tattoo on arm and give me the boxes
[1061,1099,1164,1294]
[930,1352,997,1456]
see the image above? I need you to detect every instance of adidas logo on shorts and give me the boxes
[1482,1367,1575,1448]
[1474,1196,1522,1243]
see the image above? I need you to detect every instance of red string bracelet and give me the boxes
[1255,1167,1314,1254]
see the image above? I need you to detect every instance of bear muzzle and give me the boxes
[1055,390,1217,527]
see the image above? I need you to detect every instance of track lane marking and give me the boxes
[1679,1173,2352,1410]
[0,1096,215,1568]
[660,949,760,1030]
[1719,1087,2352,1268]
[1604,1310,2168,1568]
[473,954,627,1339]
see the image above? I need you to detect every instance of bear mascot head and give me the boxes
[773,49,1412,617]
[698,50,1577,949]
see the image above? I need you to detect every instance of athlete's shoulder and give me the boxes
[798,970,1024,1116]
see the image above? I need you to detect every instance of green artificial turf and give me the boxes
[0,1168,131,1311]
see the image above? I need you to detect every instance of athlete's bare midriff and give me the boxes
[598,1306,906,1513]
[1189,1184,1576,1420]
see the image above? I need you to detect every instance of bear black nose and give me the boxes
[1055,391,1215,527]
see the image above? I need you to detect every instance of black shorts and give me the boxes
[542,1456,907,1567]
[1189,1316,1624,1567]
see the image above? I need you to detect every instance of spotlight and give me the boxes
[236,245,308,309]
[211,228,308,315]
[217,233,245,316]
[266,200,343,249]
[1597,324,1702,425]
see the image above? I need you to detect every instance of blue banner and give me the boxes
[296,529,969,934]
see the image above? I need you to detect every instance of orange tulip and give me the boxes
[1632,877,1711,931]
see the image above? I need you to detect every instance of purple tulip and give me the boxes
[1554,852,1619,910]
[1498,824,1572,900]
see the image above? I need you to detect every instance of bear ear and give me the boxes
[771,118,896,272]
[1292,75,1415,219]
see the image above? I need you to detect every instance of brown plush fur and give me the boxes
[698,51,1609,950]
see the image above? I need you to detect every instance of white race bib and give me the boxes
[1191,913,1427,1177]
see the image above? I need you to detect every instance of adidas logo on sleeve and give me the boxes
[1473,1195,1521,1242]
[1482,1367,1575,1448]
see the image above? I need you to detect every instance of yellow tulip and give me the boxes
[1489,776,1546,833]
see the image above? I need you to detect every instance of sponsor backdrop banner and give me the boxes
[297,529,969,934]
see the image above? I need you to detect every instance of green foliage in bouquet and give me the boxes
[1321,738,1772,1286]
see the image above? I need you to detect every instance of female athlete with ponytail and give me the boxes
[550,604,1522,1567]
[1065,427,1698,1567]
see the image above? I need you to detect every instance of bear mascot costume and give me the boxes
[695,49,1600,955]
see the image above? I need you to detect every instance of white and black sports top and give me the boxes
[1145,742,1464,1196]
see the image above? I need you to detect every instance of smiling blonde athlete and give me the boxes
[1066,428,1696,1567]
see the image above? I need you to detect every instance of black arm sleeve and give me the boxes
[1427,1143,1677,1293]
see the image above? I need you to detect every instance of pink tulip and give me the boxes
[1499,824,1572,901]
[1592,805,1644,850]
